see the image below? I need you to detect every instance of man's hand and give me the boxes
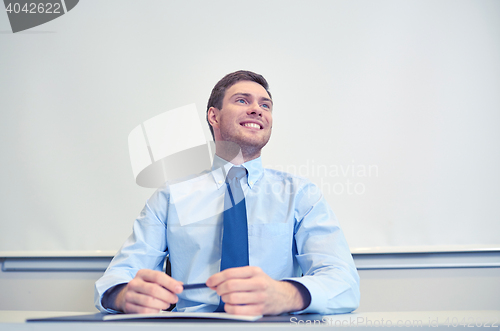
[115,269,183,314]
[206,266,309,316]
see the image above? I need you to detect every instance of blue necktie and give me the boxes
[215,166,249,312]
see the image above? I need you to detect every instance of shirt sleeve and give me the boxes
[283,181,360,315]
[94,185,170,313]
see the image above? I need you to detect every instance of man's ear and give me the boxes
[207,106,220,129]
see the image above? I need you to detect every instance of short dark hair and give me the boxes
[206,70,272,140]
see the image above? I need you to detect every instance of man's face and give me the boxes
[210,80,273,153]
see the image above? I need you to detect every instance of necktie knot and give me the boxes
[226,166,247,182]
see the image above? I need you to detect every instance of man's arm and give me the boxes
[95,184,171,313]
[282,181,360,314]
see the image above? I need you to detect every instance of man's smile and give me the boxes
[240,121,263,130]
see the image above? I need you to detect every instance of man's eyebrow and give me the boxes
[231,92,273,105]
[261,97,273,105]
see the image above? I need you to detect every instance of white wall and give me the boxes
[1,1,499,253]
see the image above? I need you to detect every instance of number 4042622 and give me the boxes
[443,317,499,328]
[5,2,62,14]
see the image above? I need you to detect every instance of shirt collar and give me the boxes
[211,154,263,190]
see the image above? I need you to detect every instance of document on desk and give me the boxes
[103,311,262,322]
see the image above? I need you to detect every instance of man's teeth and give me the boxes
[243,123,260,129]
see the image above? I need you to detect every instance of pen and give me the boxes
[182,283,208,290]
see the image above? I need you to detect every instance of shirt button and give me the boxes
[249,181,253,185]
[218,180,223,184]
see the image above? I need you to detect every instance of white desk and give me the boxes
[1,310,499,330]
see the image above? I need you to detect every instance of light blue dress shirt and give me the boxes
[95,156,360,314]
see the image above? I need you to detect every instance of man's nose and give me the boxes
[247,101,262,116]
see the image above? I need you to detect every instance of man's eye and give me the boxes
[237,99,246,104]
[261,103,271,109]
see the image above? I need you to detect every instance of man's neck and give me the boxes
[214,141,261,165]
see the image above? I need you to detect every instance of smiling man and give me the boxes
[95,70,360,316]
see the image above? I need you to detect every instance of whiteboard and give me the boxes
[1,0,499,254]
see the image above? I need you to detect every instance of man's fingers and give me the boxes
[135,269,183,294]
[206,266,262,288]
[123,290,171,313]
[215,277,268,298]
[221,290,268,306]
[123,301,162,314]
[128,280,179,305]
[117,269,183,313]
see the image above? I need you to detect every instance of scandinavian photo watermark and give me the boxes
[290,315,499,327]
[266,159,379,196]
